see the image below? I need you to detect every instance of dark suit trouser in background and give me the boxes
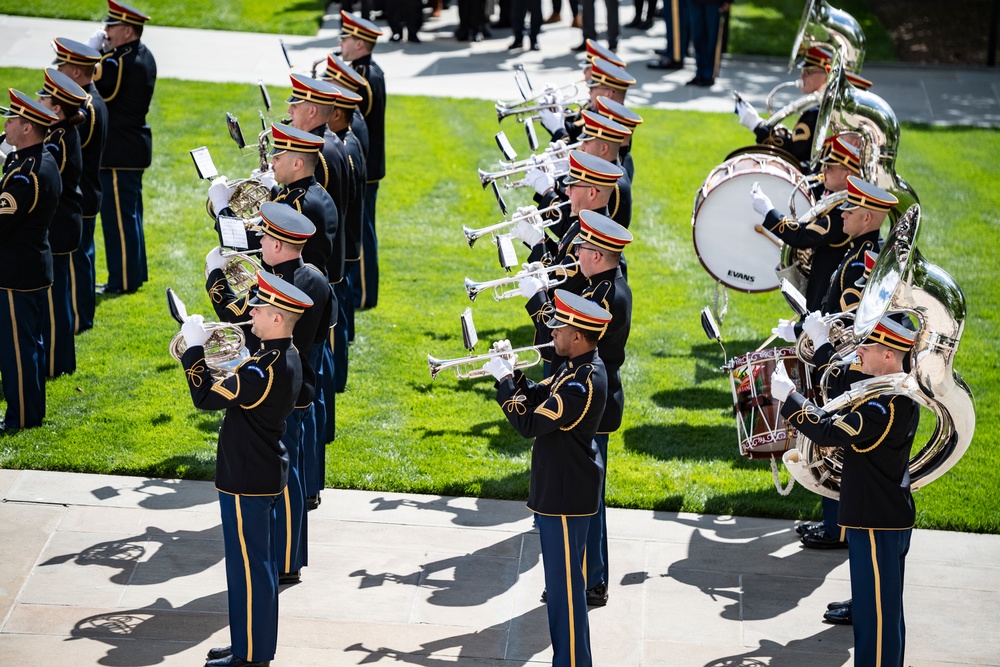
[581,0,620,45]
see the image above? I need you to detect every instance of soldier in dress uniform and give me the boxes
[577,110,632,229]
[485,290,611,667]
[582,39,626,83]
[88,0,156,294]
[52,37,107,334]
[323,83,367,394]
[539,58,634,146]
[339,10,385,311]
[322,53,370,165]
[180,271,311,667]
[594,96,642,182]
[520,213,633,607]
[37,69,87,378]
[772,314,919,667]
[735,45,833,170]
[0,90,61,432]
[205,204,333,588]
[751,135,862,312]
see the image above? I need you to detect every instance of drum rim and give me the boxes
[723,144,805,171]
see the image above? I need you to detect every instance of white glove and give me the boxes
[771,318,798,343]
[770,361,796,402]
[208,179,236,213]
[0,137,13,156]
[736,98,763,131]
[86,27,108,52]
[522,261,545,274]
[750,181,774,217]
[538,97,565,135]
[802,311,831,348]
[181,314,211,348]
[251,169,277,190]
[513,218,545,246]
[205,246,227,274]
[519,274,549,298]
[525,167,555,196]
[483,355,516,381]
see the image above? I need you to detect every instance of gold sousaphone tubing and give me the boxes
[465,260,579,302]
[428,342,554,380]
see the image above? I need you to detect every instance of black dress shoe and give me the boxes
[800,530,847,549]
[205,654,270,667]
[654,47,670,56]
[827,598,851,610]
[508,38,525,50]
[639,19,655,29]
[684,77,702,86]
[530,40,540,51]
[279,570,301,585]
[408,34,421,43]
[823,604,853,625]
[607,42,618,51]
[540,589,547,603]
[306,494,321,511]
[390,33,403,42]
[586,583,608,607]
[473,31,484,42]
[206,646,232,660]
[572,42,588,52]
[795,521,824,536]
[625,18,643,28]
[647,58,683,70]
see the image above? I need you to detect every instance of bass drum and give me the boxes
[692,147,814,293]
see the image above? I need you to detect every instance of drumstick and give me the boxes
[754,224,782,248]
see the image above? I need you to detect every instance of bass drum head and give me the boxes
[725,144,803,168]
[692,153,812,293]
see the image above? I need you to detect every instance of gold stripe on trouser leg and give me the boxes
[358,246,368,308]
[671,0,681,62]
[329,318,336,353]
[282,486,292,572]
[46,288,56,377]
[112,169,128,291]
[69,257,80,334]
[713,14,725,80]
[868,529,884,666]
[561,515,577,667]
[839,525,846,542]
[6,292,26,426]
[235,497,255,661]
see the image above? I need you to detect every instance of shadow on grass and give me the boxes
[622,422,742,463]
[651,386,733,411]
[418,417,531,456]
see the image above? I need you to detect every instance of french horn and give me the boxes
[169,323,251,381]
[205,127,274,220]
[783,205,976,498]
[208,250,264,298]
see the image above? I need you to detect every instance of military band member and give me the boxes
[181,271,310,667]
[53,37,107,334]
[206,204,333,587]
[0,91,61,432]
[539,58,634,146]
[772,314,919,667]
[89,0,156,294]
[339,10,385,311]
[582,39,627,82]
[37,69,87,378]
[735,45,833,170]
[594,96,642,182]
[485,290,611,667]
[751,135,862,311]
[577,110,632,229]
[322,53,371,162]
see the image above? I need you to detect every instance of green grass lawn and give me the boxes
[0,67,996,533]
[0,0,327,35]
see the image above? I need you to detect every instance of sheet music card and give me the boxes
[218,216,249,250]
[190,147,218,180]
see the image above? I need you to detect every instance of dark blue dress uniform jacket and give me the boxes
[496,350,607,516]
[273,175,339,280]
[94,38,156,169]
[823,229,881,316]
[311,123,351,282]
[0,145,61,290]
[336,125,367,263]
[79,84,108,217]
[182,338,301,496]
[351,54,385,182]
[43,121,84,254]
[754,106,818,171]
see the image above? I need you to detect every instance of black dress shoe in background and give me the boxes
[827,598,852,610]
[279,570,301,585]
[540,589,547,603]
[530,39,540,51]
[306,494,321,511]
[647,58,683,70]
[796,521,824,536]
[390,33,403,42]
[508,38,525,50]
[206,646,232,660]
[572,42,588,52]
[586,583,608,607]
[823,604,853,625]
[692,78,714,87]
[473,31,484,42]
[800,530,847,549]
[408,34,422,43]
[684,77,703,86]
[205,654,271,667]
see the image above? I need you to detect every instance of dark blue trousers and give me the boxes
[275,407,307,575]
[320,340,337,446]
[304,344,333,497]
[348,182,380,309]
[661,0,691,64]
[689,2,725,83]
[823,496,843,539]
[537,513,592,667]
[585,433,609,589]
[847,527,911,667]
[42,254,76,377]
[99,168,148,293]
[70,214,97,332]
[218,491,281,664]
[0,288,47,429]
[343,270,356,342]
[332,281,351,392]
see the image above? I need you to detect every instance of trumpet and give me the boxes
[496,80,584,113]
[496,101,580,124]
[465,260,580,302]
[427,342,554,380]
[462,201,570,248]
[478,152,570,191]
[169,321,252,381]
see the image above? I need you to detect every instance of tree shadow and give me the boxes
[417,417,532,456]
[621,422,745,464]
[651,386,733,411]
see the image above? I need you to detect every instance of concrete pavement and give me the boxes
[2,7,1000,125]
[2,468,999,666]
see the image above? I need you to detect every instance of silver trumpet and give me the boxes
[465,260,580,302]
[496,80,584,113]
[463,201,570,248]
[478,153,569,191]
[427,342,554,380]
[496,101,580,124]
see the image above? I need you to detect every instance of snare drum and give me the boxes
[692,149,814,293]
[726,346,813,459]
